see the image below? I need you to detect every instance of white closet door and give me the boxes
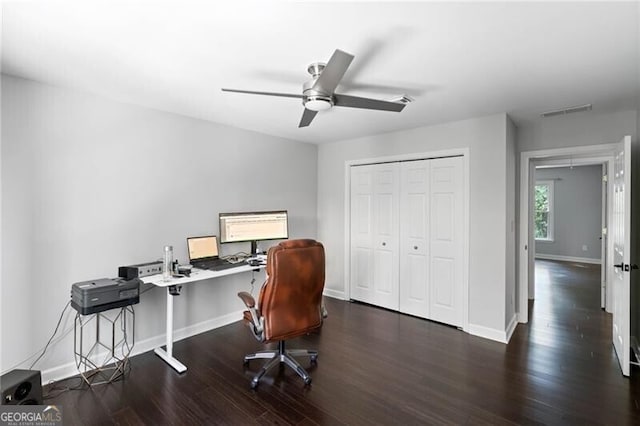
[350,165,375,303]
[399,160,430,317]
[429,157,464,327]
[350,163,400,310]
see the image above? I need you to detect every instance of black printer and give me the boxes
[71,277,141,315]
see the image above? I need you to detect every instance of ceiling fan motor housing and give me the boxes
[302,75,333,111]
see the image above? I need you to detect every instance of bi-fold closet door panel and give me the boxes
[350,156,464,328]
[349,162,400,310]
[428,157,464,327]
[399,160,430,318]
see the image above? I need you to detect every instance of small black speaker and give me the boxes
[1,369,43,405]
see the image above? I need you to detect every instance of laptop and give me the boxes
[186,235,238,271]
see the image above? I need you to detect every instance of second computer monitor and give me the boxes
[219,210,288,255]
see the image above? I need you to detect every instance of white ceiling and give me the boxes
[2,1,639,144]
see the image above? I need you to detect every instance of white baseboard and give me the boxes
[467,323,509,344]
[41,309,244,384]
[323,288,346,300]
[535,253,601,265]
[505,314,518,343]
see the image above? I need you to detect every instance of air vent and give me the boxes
[389,95,414,104]
[541,104,592,118]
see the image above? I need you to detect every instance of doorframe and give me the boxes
[601,162,609,310]
[518,143,617,323]
[343,148,470,331]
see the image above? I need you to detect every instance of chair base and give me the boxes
[244,341,317,388]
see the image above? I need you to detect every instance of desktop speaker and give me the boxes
[1,369,43,405]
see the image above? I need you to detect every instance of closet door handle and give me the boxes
[414,246,418,250]
[382,242,386,246]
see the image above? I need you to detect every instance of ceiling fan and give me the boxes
[222,49,411,128]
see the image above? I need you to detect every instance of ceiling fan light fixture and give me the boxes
[304,95,333,111]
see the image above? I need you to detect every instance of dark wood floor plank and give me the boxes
[110,406,145,426]
[45,259,640,424]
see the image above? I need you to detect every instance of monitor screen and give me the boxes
[187,235,219,261]
[219,211,289,244]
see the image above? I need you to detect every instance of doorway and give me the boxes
[518,143,616,323]
[519,138,633,376]
[532,163,608,311]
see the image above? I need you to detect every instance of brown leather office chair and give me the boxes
[237,239,325,388]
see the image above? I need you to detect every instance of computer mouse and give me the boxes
[247,259,262,267]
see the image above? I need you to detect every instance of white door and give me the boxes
[350,163,400,310]
[612,136,632,376]
[350,165,375,304]
[601,164,607,309]
[429,157,464,327]
[399,160,430,317]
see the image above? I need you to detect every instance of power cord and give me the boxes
[4,289,140,396]
[1,324,75,376]
[43,358,133,400]
[29,300,72,370]
[43,376,86,400]
[221,252,251,264]
[250,272,256,296]
[0,300,74,378]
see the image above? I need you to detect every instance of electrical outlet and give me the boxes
[582,245,588,251]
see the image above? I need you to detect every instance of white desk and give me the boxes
[142,263,264,373]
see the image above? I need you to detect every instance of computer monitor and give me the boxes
[219,210,289,255]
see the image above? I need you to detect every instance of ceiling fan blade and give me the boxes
[221,88,303,99]
[333,94,406,112]
[298,109,318,128]
[312,49,354,95]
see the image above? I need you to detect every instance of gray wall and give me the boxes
[534,165,603,261]
[318,113,512,336]
[0,75,318,379]
[518,110,637,153]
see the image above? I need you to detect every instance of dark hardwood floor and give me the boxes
[47,259,640,425]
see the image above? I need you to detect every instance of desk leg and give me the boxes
[154,287,187,373]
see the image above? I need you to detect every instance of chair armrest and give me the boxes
[237,291,256,308]
[238,291,264,340]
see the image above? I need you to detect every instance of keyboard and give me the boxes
[209,261,243,271]
[194,258,243,271]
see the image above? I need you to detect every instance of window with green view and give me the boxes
[535,181,554,241]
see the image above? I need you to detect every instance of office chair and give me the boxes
[237,239,325,388]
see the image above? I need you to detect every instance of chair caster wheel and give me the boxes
[250,379,259,389]
[304,377,312,385]
[243,359,250,366]
[310,355,318,363]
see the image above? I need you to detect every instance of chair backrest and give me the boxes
[258,239,325,342]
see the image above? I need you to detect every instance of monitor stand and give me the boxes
[250,240,258,257]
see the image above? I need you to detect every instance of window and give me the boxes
[535,180,554,241]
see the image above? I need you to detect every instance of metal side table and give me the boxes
[73,305,135,386]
